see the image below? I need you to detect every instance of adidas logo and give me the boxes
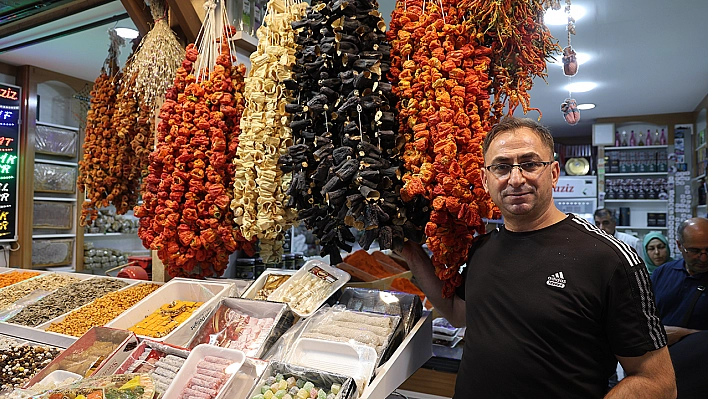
[546,272,566,289]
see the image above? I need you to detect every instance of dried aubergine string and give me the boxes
[135,40,255,278]
[281,0,409,263]
[231,0,306,264]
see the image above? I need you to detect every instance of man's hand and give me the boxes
[664,325,700,346]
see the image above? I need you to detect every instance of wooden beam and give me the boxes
[166,0,202,43]
[0,0,114,40]
[120,0,153,37]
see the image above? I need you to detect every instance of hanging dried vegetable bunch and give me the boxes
[135,1,255,278]
[231,0,307,264]
[389,0,499,296]
[464,0,560,118]
[280,0,410,263]
[78,29,126,225]
[121,1,184,173]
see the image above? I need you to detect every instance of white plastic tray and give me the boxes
[287,338,377,394]
[267,260,350,318]
[106,279,233,346]
[162,344,246,399]
[241,268,296,300]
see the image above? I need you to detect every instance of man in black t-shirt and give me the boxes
[399,117,675,398]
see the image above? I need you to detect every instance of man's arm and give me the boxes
[664,325,700,345]
[605,347,676,399]
[398,240,466,327]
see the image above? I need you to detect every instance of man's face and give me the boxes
[481,128,559,221]
[594,214,616,235]
[678,224,708,275]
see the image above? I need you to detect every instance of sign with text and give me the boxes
[0,83,20,242]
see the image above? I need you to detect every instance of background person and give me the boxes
[594,208,645,259]
[643,231,673,275]
[399,117,675,399]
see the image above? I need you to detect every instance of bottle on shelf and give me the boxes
[629,130,636,146]
[621,130,628,146]
[648,150,657,172]
[615,131,621,147]
[653,129,661,145]
[659,129,667,145]
[638,130,645,146]
[645,129,653,146]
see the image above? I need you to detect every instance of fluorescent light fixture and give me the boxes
[553,52,590,67]
[564,82,596,93]
[577,103,596,110]
[115,27,139,39]
[544,5,586,26]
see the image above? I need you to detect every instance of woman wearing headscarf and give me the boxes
[643,231,673,275]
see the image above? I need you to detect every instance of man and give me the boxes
[594,208,645,259]
[400,117,675,398]
[651,217,708,399]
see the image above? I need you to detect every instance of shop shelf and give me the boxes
[605,172,667,177]
[604,145,668,150]
[604,199,668,203]
[616,226,667,230]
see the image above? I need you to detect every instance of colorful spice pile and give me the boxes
[8,278,129,327]
[134,37,256,278]
[128,300,203,338]
[281,0,409,262]
[47,283,161,337]
[0,270,40,289]
[231,0,306,264]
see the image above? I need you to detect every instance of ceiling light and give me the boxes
[544,5,586,26]
[564,82,596,93]
[553,52,591,67]
[115,27,139,39]
[577,103,596,110]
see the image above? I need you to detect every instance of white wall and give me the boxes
[36,80,80,128]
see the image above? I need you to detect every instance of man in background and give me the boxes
[594,208,644,259]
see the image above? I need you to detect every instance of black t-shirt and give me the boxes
[454,214,666,399]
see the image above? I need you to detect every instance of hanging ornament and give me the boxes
[561,98,580,125]
[562,45,578,76]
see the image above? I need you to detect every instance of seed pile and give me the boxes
[47,283,161,337]
[7,278,129,327]
[0,274,80,311]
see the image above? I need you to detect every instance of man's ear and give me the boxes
[481,167,490,193]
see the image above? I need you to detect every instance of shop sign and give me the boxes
[0,83,20,242]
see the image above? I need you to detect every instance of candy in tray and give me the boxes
[247,361,357,399]
[162,344,245,399]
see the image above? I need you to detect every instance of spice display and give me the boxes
[46,283,160,337]
[78,29,129,225]
[268,267,337,315]
[7,278,129,327]
[0,338,61,391]
[0,274,80,311]
[303,310,395,357]
[251,374,342,399]
[280,0,409,264]
[0,271,40,289]
[134,24,256,278]
[178,355,235,399]
[255,274,291,300]
[128,300,203,338]
[230,0,306,264]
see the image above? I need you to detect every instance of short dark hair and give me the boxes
[593,208,616,222]
[482,117,555,159]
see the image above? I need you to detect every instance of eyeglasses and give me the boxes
[681,246,708,256]
[484,161,553,179]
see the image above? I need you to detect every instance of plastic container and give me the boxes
[241,268,296,300]
[267,260,350,318]
[162,344,245,399]
[286,338,377,394]
[246,361,358,399]
[106,279,233,346]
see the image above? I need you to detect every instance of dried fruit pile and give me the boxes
[231,0,307,264]
[280,0,410,263]
[135,39,255,278]
[78,29,128,225]
[390,0,556,296]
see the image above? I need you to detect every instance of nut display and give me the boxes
[0,273,80,311]
[46,283,161,337]
[0,270,40,289]
[7,277,129,327]
[128,300,204,338]
[0,338,61,391]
